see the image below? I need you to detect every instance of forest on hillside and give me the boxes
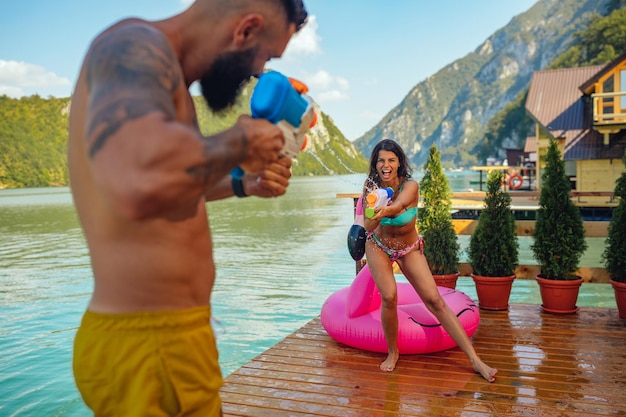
[0,96,70,188]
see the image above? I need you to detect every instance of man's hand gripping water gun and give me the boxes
[229,71,317,198]
[250,70,317,159]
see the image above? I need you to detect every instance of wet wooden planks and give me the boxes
[221,304,626,417]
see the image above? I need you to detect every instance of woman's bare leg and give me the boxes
[379,299,399,372]
[365,240,400,372]
[397,252,497,382]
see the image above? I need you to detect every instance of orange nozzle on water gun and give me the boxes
[365,192,379,207]
[288,76,316,150]
[365,187,394,218]
[289,77,317,129]
[288,77,309,94]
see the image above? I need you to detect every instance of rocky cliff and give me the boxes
[354,0,611,168]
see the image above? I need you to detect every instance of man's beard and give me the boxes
[200,47,257,113]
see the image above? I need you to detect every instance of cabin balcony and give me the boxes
[592,91,626,144]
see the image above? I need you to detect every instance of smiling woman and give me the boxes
[359,139,497,381]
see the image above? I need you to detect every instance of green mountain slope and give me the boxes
[0,95,71,188]
[0,82,367,188]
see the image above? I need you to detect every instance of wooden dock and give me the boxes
[221,304,626,416]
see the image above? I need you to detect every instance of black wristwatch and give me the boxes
[230,166,248,197]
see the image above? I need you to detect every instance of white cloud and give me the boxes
[180,0,193,6]
[335,77,349,91]
[307,70,334,90]
[0,60,72,98]
[0,85,25,97]
[318,90,349,102]
[304,69,349,103]
[283,15,321,57]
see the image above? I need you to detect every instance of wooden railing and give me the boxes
[592,91,626,125]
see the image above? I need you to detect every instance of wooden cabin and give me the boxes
[525,54,626,207]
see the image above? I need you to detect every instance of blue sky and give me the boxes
[1,0,537,140]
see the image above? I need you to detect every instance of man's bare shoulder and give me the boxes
[93,18,157,45]
[81,18,183,159]
[86,18,176,75]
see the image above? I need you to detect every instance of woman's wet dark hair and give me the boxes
[367,139,413,186]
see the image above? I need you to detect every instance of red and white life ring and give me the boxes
[508,174,523,190]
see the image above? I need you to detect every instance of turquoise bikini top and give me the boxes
[380,178,417,227]
[380,206,417,227]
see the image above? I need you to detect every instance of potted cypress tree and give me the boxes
[468,170,519,310]
[531,138,587,314]
[418,145,460,289]
[602,150,626,319]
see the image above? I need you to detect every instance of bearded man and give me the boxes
[68,1,308,415]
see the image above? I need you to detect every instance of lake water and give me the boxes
[0,172,616,416]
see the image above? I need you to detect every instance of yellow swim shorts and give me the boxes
[73,306,223,417]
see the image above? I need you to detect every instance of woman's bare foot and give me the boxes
[472,358,497,382]
[380,352,399,372]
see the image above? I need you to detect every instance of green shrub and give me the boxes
[468,170,519,276]
[531,139,587,280]
[418,145,459,275]
[602,150,626,283]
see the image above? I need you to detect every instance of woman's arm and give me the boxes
[384,180,419,217]
[364,180,419,229]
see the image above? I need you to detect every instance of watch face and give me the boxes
[231,166,244,179]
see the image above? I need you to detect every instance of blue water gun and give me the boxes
[250,70,317,159]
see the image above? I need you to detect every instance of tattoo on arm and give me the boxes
[186,126,250,191]
[85,23,182,158]
[87,99,170,158]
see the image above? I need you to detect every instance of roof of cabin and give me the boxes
[579,52,626,94]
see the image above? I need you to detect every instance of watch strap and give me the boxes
[230,167,248,197]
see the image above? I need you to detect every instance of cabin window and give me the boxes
[565,160,576,190]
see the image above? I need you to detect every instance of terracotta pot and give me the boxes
[535,275,583,314]
[433,272,460,289]
[471,273,515,311]
[610,279,626,320]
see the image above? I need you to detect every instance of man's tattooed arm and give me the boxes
[84,23,181,159]
[186,125,248,194]
[81,21,260,215]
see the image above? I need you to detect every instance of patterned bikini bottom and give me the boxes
[367,232,425,262]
